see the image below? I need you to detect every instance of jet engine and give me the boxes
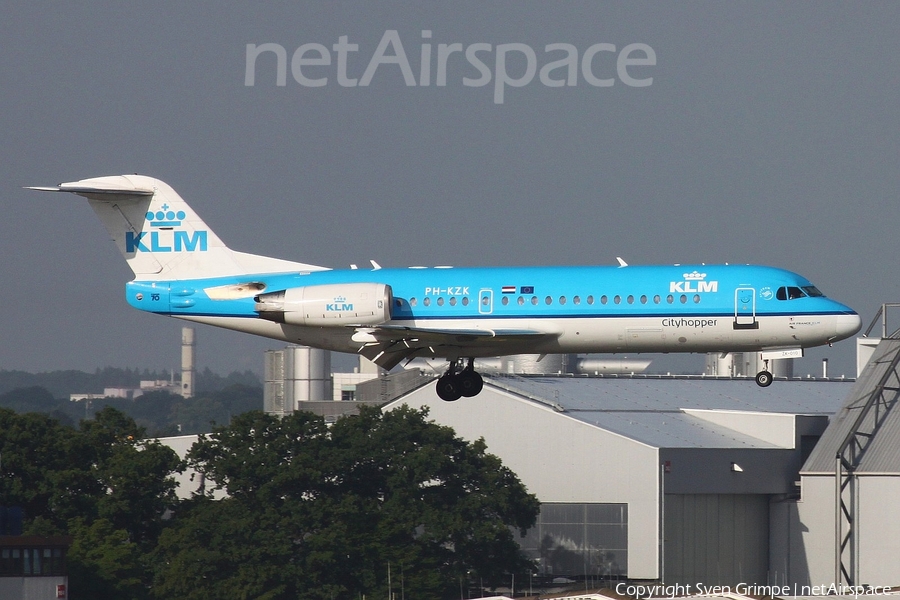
[254,283,392,326]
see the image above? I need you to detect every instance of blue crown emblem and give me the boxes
[334,296,346,303]
[146,204,186,227]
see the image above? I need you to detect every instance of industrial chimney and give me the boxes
[181,327,195,398]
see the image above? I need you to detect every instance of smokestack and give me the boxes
[181,327,195,398]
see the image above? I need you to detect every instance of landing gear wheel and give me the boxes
[458,370,484,397]
[436,374,462,401]
[755,370,773,387]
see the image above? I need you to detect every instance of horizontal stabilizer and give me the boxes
[27,175,155,197]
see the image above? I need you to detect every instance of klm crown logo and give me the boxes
[147,205,187,227]
[125,204,208,253]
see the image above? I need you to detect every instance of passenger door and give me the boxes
[734,287,758,329]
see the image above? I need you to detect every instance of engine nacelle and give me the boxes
[254,283,392,326]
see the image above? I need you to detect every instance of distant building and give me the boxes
[0,508,70,600]
[69,379,183,402]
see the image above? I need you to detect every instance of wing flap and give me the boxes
[353,323,560,369]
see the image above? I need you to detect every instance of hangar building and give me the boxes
[384,376,850,584]
[772,338,900,589]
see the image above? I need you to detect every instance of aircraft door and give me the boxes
[734,287,758,329]
[479,288,493,314]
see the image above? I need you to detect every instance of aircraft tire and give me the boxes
[755,370,773,387]
[436,374,463,401]
[458,370,484,397]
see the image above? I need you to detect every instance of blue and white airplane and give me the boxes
[30,175,861,400]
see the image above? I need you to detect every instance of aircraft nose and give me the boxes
[833,312,862,342]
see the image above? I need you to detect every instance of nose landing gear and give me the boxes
[435,359,484,401]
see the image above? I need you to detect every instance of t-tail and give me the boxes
[28,175,325,280]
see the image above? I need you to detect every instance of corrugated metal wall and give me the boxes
[664,494,768,586]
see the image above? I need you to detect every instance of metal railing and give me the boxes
[862,303,900,339]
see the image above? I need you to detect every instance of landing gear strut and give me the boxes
[436,359,484,401]
[755,359,773,387]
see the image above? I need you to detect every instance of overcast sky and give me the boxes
[3,2,897,378]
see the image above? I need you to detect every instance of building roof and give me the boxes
[483,376,850,449]
[802,338,900,474]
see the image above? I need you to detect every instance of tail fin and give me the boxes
[28,175,326,280]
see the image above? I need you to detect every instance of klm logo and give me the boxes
[125,206,209,253]
[326,296,353,312]
[670,271,718,294]
[126,230,208,253]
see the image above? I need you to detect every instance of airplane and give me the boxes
[29,175,862,401]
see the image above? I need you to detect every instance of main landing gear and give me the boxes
[755,359,773,387]
[435,359,484,401]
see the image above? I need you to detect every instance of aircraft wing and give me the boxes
[352,324,559,370]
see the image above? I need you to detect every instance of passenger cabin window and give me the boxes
[777,286,806,300]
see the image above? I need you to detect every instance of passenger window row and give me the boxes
[398,292,702,308]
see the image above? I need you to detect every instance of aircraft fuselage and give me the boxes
[126,263,860,358]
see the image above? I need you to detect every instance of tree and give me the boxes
[67,517,147,600]
[153,406,539,599]
[0,407,182,599]
[80,408,183,549]
[0,407,96,529]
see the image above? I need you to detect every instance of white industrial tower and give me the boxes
[181,327,195,398]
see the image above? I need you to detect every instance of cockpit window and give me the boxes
[776,286,807,300]
[802,286,824,297]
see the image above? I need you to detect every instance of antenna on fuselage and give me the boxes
[616,257,628,267]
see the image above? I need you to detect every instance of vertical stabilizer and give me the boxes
[29,175,325,280]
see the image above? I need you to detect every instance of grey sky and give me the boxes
[2,2,897,378]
